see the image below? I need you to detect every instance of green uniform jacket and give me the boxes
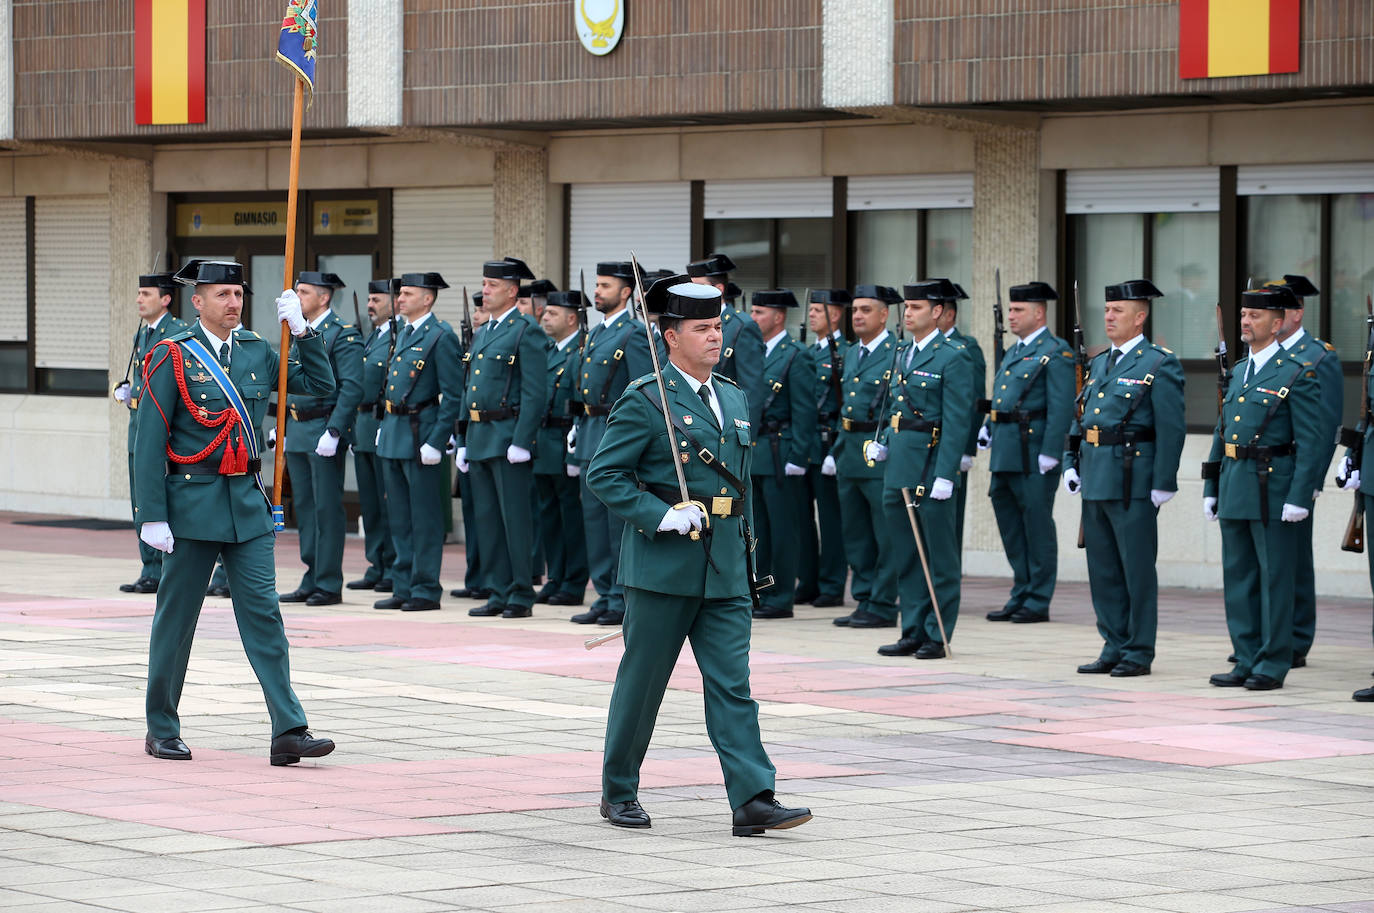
[717,305,766,430]
[1283,331,1343,488]
[125,314,189,453]
[877,335,976,489]
[534,332,584,475]
[134,325,334,542]
[830,333,899,480]
[984,330,1076,474]
[572,310,655,465]
[809,334,845,464]
[352,323,393,455]
[752,333,818,476]
[947,327,986,459]
[1204,348,1325,519]
[458,308,549,460]
[283,310,365,450]
[587,367,754,599]
[377,315,465,460]
[1067,339,1187,500]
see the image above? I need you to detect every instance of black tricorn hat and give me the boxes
[723,281,742,302]
[517,285,533,298]
[853,284,902,306]
[686,253,737,278]
[1269,274,1320,299]
[596,261,635,281]
[297,271,345,290]
[752,289,798,309]
[1241,286,1299,310]
[904,278,960,302]
[398,272,449,290]
[1105,279,1163,301]
[809,289,852,306]
[472,290,484,307]
[1009,281,1058,302]
[546,290,586,310]
[483,257,536,281]
[174,259,251,292]
[139,272,178,294]
[529,278,559,297]
[645,274,722,320]
[367,279,392,295]
[953,283,969,301]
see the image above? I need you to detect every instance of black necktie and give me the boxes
[218,342,231,369]
[698,384,718,427]
[857,347,869,368]
[1108,348,1121,370]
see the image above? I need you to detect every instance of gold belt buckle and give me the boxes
[384,401,395,414]
[989,409,1000,422]
[129,397,139,410]
[1084,427,1100,446]
[890,414,901,430]
[711,496,732,517]
[842,418,854,432]
[1225,443,1238,459]
[289,405,299,421]
[469,409,482,422]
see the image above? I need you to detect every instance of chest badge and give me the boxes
[190,372,210,383]
[683,415,693,425]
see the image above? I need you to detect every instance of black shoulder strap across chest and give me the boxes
[761,346,800,416]
[394,325,448,406]
[1010,347,1054,412]
[1248,358,1309,445]
[1114,350,1171,428]
[639,385,746,496]
[496,320,532,408]
[595,321,633,406]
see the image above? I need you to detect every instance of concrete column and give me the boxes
[107,159,153,502]
[347,0,403,128]
[0,0,11,141]
[821,0,894,109]
[492,148,549,277]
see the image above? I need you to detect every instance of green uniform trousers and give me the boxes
[1082,499,1158,667]
[146,534,307,739]
[955,468,970,550]
[580,473,626,615]
[353,449,395,585]
[529,482,544,581]
[381,457,447,603]
[754,474,803,611]
[469,458,536,610]
[128,452,163,581]
[536,472,588,598]
[989,471,1060,616]
[799,467,847,600]
[1291,510,1317,660]
[285,450,347,595]
[837,474,897,620]
[883,489,960,644]
[1220,517,1296,682]
[1366,494,1374,644]
[603,586,776,810]
[455,467,485,590]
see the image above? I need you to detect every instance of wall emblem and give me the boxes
[576,0,624,56]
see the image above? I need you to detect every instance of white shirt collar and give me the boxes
[196,321,231,359]
[1249,340,1281,375]
[914,328,941,352]
[555,332,578,351]
[375,321,390,335]
[1018,325,1048,346]
[146,311,167,330]
[1111,334,1145,358]
[942,326,956,338]
[407,312,432,332]
[308,308,332,331]
[601,308,627,328]
[816,329,842,349]
[861,329,890,354]
[669,361,722,426]
[1280,326,1307,350]
[764,329,788,357]
[488,304,517,326]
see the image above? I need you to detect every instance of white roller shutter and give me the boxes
[568,181,690,322]
[847,173,973,210]
[0,198,25,342]
[1238,162,1374,196]
[35,196,109,369]
[703,178,832,219]
[1066,167,1219,214]
[393,186,493,324]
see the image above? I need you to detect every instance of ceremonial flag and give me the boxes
[1180,0,1300,79]
[133,0,206,125]
[276,0,319,104]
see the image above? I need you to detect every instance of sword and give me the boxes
[900,487,952,658]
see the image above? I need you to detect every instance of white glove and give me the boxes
[657,504,704,536]
[1063,467,1081,495]
[113,382,131,403]
[445,435,456,455]
[1150,489,1175,508]
[454,446,469,473]
[276,289,307,337]
[375,428,381,447]
[1342,470,1362,492]
[506,444,532,464]
[140,521,174,554]
[784,462,806,477]
[314,431,338,458]
[929,477,954,501]
[1203,496,1218,521]
[959,454,973,472]
[864,442,888,463]
[419,443,442,466]
[566,464,581,478]
[566,425,578,455]
[821,455,837,477]
[1037,454,1060,475]
[1281,503,1310,523]
[976,425,991,450]
[347,444,354,456]
[266,426,278,448]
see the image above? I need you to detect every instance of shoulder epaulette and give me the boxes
[1154,343,1173,354]
[713,372,741,388]
[1324,341,1336,352]
[625,376,652,392]
[163,329,194,343]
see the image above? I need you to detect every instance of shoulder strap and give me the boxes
[1010,353,1054,412]
[1249,358,1310,445]
[761,346,800,416]
[497,319,533,408]
[395,324,448,406]
[638,385,747,496]
[1114,350,1170,429]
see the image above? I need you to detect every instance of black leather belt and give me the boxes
[985,407,1046,423]
[583,403,612,417]
[541,415,575,429]
[1083,427,1156,446]
[890,415,939,433]
[289,404,333,422]
[357,400,378,413]
[384,396,439,416]
[1224,441,1295,460]
[841,418,878,432]
[168,458,262,477]
[642,484,743,517]
[469,406,518,422]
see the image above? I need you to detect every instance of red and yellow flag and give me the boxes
[134,0,206,125]
[1180,0,1300,79]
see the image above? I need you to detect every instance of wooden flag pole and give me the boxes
[271,77,305,529]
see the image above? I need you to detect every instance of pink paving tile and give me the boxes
[999,723,1374,767]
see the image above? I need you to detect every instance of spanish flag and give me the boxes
[134,0,207,125]
[1180,0,1300,79]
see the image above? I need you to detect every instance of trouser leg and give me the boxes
[404,458,446,603]
[308,450,346,594]
[989,472,1032,612]
[1116,499,1160,667]
[1020,471,1060,614]
[837,475,876,611]
[285,451,317,593]
[861,477,898,621]
[130,452,163,580]
[556,473,589,593]
[1083,498,1129,662]
[145,538,219,738]
[1291,511,1317,658]
[354,450,393,582]
[381,458,414,600]
[814,469,847,597]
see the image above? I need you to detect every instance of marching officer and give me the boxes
[1337,327,1374,701]
[799,289,851,608]
[587,275,811,836]
[687,254,766,430]
[1063,280,1186,677]
[568,261,654,626]
[134,260,335,764]
[116,272,187,594]
[451,289,491,601]
[534,290,590,606]
[979,282,1075,624]
[456,257,549,619]
[1203,284,1325,690]
[1272,275,1343,667]
[347,279,398,593]
[938,283,985,549]
[276,272,364,607]
[374,273,464,613]
[822,285,903,629]
[747,289,818,619]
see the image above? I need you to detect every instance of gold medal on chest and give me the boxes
[190,372,210,383]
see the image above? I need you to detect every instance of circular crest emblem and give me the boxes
[575,0,624,56]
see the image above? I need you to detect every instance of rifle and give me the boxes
[379,280,399,420]
[1071,281,1087,549]
[1339,293,1374,552]
[459,284,474,351]
[1214,302,1229,415]
[351,291,361,329]
[865,298,905,468]
[115,251,164,397]
[992,268,1006,371]
[799,288,809,344]
[578,269,590,358]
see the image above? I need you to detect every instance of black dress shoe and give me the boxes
[144,735,192,760]
[119,580,138,593]
[1291,654,1307,669]
[373,596,406,610]
[449,586,490,599]
[534,588,555,604]
[1210,671,1248,687]
[794,587,820,605]
[599,798,650,828]
[832,612,854,626]
[374,579,393,593]
[206,584,230,598]
[278,588,314,603]
[1243,673,1282,691]
[731,792,812,837]
[752,606,793,619]
[848,610,895,628]
[811,593,845,608]
[596,610,625,625]
[402,599,441,612]
[570,605,607,624]
[1009,609,1049,624]
[547,591,585,606]
[1353,686,1374,702]
[502,606,532,618]
[1077,659,1117,674]
[986,605,1020,621]
[1227,653,1238,663]
[878,637,921,657]
[345,578,378,591]
[915,642,946,660]
[133,577,160,594]
[269,728,335,766]
[305,590,342,607]
[1110,660,1150,677]
[468,603,504,617]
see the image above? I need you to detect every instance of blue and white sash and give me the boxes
[180,337,272,511]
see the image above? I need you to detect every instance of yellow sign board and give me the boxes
[175,202,287,237]
[313,199,379,235]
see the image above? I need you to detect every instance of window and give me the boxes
[1330,193,1374,358]
[703,217,833,303]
